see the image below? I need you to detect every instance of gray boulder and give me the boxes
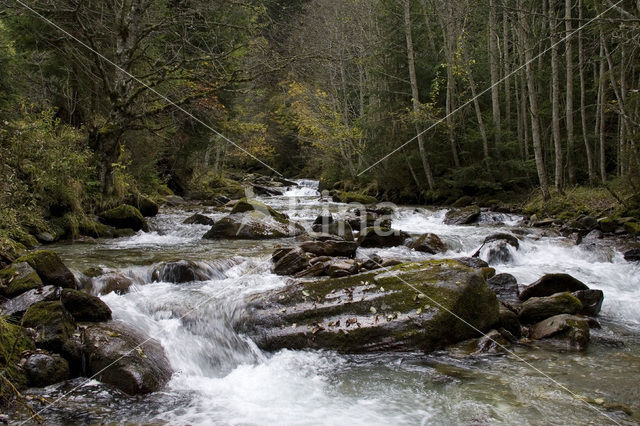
[444,206,481,225]
[82,321,172,395]
[519,273,589,301]
[531,314,590,351]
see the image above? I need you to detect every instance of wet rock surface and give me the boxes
[240,260,499,353]
[82,321,172,395]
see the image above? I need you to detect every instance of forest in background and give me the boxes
[1,0,639,243]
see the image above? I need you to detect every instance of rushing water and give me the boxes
[18,180,640,425]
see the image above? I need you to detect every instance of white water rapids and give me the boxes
[27,180,640,425]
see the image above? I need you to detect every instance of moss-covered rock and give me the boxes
[1,285,60,318]
[332,191,378,205]
[21,301,76,354]
[0,235,26,268]
[82,321,172,395]
[0,262,43,298]
[203,210,305,240]
[0,318,35,403]
[125,195,159,217]
[16,250,77,289]
[99,205,149,232]
[61,289,112,322]
[239,259,499,353]
[623,221,640,235]
[231,198,288,222]
[518,292,583,324]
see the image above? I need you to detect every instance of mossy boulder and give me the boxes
[623,221,640,235]
[0,262,43,298]
[444,206,481,225]
[21,301,76,354]
[60,289,112,322]
[332,191,377,205]
[0,319,35,397]
[16,250,77,289]
[231,198,288,222]
[239,259,500,353]
[99,205,149,232]
[357,227,410,248]
[0,235,26,268]
[82,321,172,395]
[125,195,159,217]
[203,210,305,240]
[518,292,583,324]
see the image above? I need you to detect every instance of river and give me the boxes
[23,180,640,425]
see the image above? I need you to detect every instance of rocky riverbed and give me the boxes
[1,179,640,425]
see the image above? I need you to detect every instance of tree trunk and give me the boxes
[461,39,490,168]
[403,0,435,190]
[489,0,502,145]
[565,0,575,184]
[442,10,461,168]
[550,0,564,191]
[598,31,607,184]
[503,5,511,132]
[520,2,550,199]
[578,0,595,183]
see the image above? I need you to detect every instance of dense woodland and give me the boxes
[1,0,639,242]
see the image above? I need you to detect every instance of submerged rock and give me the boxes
[357,227,409,248]
[0,262,43,298]
[472,233,519,264]
[407,233,447,254]
[16,250,77,289]
[99,205,149,232]
[82,321,172,395]
[518,292,583,324]
[151,260,214,283]
[239,259,499,353]
[519,273,589,301]
[444,206,481,225]
[531,314,590,351]
[623,248,640,262]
